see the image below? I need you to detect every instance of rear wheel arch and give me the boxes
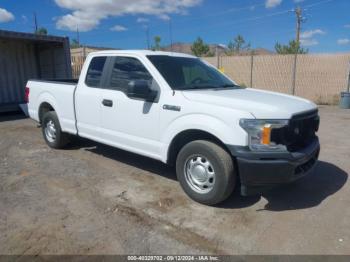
[38,102,56,123]
[41,111,69,149]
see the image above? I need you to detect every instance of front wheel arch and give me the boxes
[166,129,232,166]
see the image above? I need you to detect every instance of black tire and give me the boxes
[41,111,69,149]
[176,140,236,205]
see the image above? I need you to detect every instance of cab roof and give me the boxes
[90,49,197,58]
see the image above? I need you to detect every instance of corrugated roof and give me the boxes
[0,29,68,43]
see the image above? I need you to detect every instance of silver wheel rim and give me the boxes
[184,155,215,194]
[45,120,56,143]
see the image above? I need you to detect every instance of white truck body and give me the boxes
[27,50,320,205]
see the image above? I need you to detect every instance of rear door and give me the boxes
[99,55,162,159]
[75,55,108,140]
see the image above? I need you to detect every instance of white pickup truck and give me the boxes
[27,50,320,205]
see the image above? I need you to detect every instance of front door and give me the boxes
[99,55,162,160]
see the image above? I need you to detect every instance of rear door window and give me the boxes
[85,56,107,87]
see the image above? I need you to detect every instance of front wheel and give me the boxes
[42,111,70,149]
[176,140,236,205]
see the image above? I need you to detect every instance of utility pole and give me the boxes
[145,25,150,50]
[250,50,255,88]
[76,26,80,47]
[215,45,219,69]
[33,12,38,33]
[169,19,173,52]
[347,61,350,92]
[295,6,302,46]
[291,6,305,95]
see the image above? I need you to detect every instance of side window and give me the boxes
[85,56,107,87]
[108,57,153,92]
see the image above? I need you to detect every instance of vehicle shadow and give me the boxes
[70,137,177,181]
[219,161,348,211]
[68,138,347,211]
[0,111,27,123]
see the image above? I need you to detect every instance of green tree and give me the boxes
[70,39,80,48]
[227,35,250,55]
[35,27,48,35]
[275,40,308,54]
[191,37,210,57]
[152,36,162,50]
[206,51,215,57]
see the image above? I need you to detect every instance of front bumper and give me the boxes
[227,138,320,196]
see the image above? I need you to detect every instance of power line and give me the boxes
[177,9,292,35]
[76,0,266,33]
[35,0,337,48]
[172,2,265,23]
[171,0,335,38]
[304,0,335,9]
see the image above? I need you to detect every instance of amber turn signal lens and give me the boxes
[261,125,271,145]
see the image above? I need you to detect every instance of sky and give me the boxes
[0,0,349,53]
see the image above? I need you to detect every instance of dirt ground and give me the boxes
[0,106,349,255]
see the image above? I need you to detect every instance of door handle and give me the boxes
[102,99,113,107]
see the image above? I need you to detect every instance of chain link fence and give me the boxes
[204,53,350,105]
[71,48,350,105]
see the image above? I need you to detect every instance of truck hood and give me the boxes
[181,88,317,119]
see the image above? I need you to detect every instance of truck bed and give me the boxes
[27,79,78,135]
[29,79,79,84]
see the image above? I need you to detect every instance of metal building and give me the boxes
[0,30,72,112]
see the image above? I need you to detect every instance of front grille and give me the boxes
[271,109,320,152]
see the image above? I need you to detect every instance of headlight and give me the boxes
[239,119,289,151]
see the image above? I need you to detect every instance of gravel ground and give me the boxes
[0,106,349,255]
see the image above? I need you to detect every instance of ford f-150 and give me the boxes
[26,50,320,205]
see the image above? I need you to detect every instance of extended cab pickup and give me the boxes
[27,50,320,205]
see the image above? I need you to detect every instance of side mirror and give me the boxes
[127,80,157,102]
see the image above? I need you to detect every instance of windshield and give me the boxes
[147,55,241,90]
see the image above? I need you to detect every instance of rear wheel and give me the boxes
[42,111,69,149]
[176,140,236,205]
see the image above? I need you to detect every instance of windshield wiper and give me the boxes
[220,84,240,88]
[178,83,241,90]
[179,85,218,90]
